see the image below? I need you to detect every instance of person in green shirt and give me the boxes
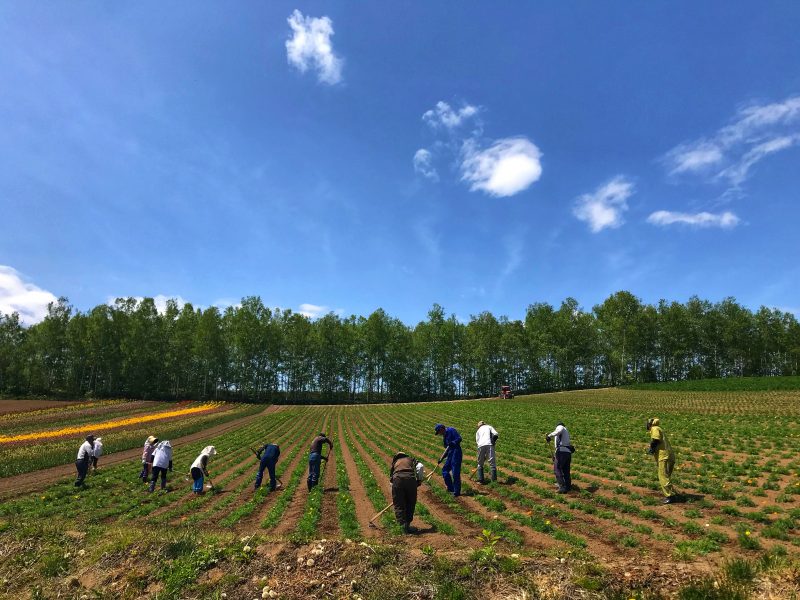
[647,417,676,504]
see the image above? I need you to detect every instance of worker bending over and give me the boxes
[191,446,216,494]
[546,422,574,493]
[254,443,281,491]
[475,421,499,484]
[149,440,173,493]
[308,433,333,491]
[75,435,95,487]
[647,418,676,504]
[435,423,462,497]
[390,452,424,534]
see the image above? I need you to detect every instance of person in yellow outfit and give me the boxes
[647,417,676,504]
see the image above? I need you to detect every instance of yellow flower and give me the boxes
[745,530,751,536]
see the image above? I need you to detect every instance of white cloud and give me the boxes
[286,10,343,85]
[573,176,634,233]
[460,137,542,197]
[647,210,740,229]
[298,303,329,319]
[664,96,800,186]
[423,101,480,130]
[413,148,438,180]
[0,266,58,325]
[106,295,188,314]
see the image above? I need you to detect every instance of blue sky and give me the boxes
[1,2,799,324]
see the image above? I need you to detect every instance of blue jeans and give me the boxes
[255,456,278,490]
[150,466,168,492]
[191,467,204,493]
[308,452,321,488]
[75,457,90,487]
[442,446,462,496]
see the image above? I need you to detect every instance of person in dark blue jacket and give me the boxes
[253,443,281,491]
[435,423,463,497]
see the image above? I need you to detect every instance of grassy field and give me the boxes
[626,375,800,392]
[1,387,799,599]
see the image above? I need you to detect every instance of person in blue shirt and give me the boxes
[253,443,281,491]
[435,423,462,497]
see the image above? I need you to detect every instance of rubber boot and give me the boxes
[477,466,485,484]
[307,479,313,492]
[491,468,497,482]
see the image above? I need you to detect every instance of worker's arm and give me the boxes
[438,448,449,464]
[647,439,659,455]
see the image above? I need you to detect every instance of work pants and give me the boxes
[392,474,418,527]
[554,449,572,492]
[442,446,462,496]
[140,462,152,482]
[658,455,675,497]
[255,456,278,490]
[477,445,497,482]
[308,452,321,489]
[191,467,204,493]
[75,457,90,487]
[150,466,168,492]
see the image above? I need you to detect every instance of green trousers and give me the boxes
[658,455,675,497]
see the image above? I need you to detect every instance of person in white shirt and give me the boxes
[546,422,573,493]
[75,435,95,487]
[91,437,103,471]
[475,421,499,484]
[190,446,216,494]
[149,440,173,493]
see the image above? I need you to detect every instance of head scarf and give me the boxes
[201,445,216,457]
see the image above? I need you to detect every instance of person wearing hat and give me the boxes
[190,445,216,494]
[149,440,173,493]
[75,435,95,487]
[307,433,333,491]
[390,451,424,533]
[91,437,103,472]
[254,442,281,491]
[546,422,574,493]
[647,418,676,504]
[435,423,463,497]
[140,436,157,483]
[475,421,499,484]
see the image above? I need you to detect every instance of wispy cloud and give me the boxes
[0,265,58,325]
[460,137,542,197]
[286,10,343,85]
[422,101,480,130]
[413,148,438,180]
[664,96,800,188]
[573,176,634,233]
[647,210,740,229]
[297,303,329,318]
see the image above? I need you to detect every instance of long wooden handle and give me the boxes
[369,502,394,523]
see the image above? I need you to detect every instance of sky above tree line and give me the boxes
[1,2,799,325]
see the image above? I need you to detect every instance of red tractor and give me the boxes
[500,385,514,399]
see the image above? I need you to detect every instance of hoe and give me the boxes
[368,465,438,529]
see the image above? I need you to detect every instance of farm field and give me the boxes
[1,389,799,599]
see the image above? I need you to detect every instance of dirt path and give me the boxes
[336,412,380,539]
[0,405,280,499]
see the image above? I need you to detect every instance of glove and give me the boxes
[545,435,551,442]
[646,447,655,455]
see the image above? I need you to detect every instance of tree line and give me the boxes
[0,292,798,403]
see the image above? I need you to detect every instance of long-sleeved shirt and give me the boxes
[152,441,173,469]
[548,425,571,452]
[309,436,333,454]
[442,427,462,449]
[142,442,155,463]
[76,441,94,461]
[257,444,280,462]
[191,452,210,473]
[476,424,498,448]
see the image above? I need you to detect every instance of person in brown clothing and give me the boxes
[307,432,333,491]
[390,452,422,534]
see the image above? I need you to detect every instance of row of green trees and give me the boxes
[1,292,798,403]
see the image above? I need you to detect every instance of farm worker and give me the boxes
[546,422,574,493]
[253,443,281,491]
[435,424,463,497]
[91,437,103,472]
[390,452,424,534]
[647,418,676,504]
[140,436,157,483]
[149,440,173,493]
[75,435,95,487]
[190,446,216,494]
[307,433,333,491]
[475,421,499,484]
